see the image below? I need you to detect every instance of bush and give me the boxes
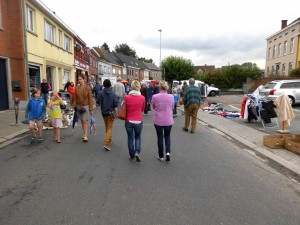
[290,67,300,77]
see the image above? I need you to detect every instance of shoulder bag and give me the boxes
[117,100,126,120]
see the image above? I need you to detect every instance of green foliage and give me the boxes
[138,57,153,63]
[290,67,300,77]
[101,42,110,52]
[198,62,263,89]
[114,43,137,57]
[161,56,196,82]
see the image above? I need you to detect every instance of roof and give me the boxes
[266,17,300,40]
[113,52,147,70]
[143,62,160,71]
[105,51,123,67]
[93,47,110,63]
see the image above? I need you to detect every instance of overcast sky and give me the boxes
[41,0,299,69]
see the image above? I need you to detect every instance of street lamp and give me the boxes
[158,29,162,69]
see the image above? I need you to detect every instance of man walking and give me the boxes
[112,79,126,111]
[183,78,201,133]
[97,79,118,151]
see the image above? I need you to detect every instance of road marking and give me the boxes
[228,105,241,111]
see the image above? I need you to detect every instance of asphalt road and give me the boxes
[0,107,300,225]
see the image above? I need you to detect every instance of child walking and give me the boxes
[25,88,46,143]
[48,92,63,143]
[172,89,180,117]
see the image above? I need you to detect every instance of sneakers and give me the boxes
[182,127,188,132]
[83,137,88,142]
[166,153,170,162]
[103,145,111,151]
[135,153,141,162]
[30,137,35,143]
[157,156,164,162]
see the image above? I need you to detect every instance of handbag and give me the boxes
[78,107,86,114]
[117,101,126,120]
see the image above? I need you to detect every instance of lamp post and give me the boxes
[158,29,162,69]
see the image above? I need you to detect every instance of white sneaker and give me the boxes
[156,156,164,162]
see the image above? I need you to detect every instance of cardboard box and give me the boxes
[63,120,68,127]
[284,138,300,155]
[43,121,52,127]
[263,134,300,149]
[263,135,286,149]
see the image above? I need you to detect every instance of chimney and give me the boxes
[281,20,288,29]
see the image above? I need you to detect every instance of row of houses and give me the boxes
[0,0,161,110]
[265,18,300,77]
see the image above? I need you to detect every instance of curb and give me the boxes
[0,129,28,149]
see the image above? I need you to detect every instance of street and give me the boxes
[0,106,300,225]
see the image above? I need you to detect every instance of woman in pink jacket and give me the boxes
[152,81,174,162]
[124,80,146,162]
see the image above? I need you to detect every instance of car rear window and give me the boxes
[264,83,276,89]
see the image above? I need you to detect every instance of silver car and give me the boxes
[259,79,300,105]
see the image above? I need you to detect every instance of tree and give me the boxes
[161,56,196,82]
[290,67,300,77]
[114,43,137,57]
[138,57,153,63]
[101,42,110,52]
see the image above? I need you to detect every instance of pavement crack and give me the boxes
[4,155,17,162]
[78,171,87,180]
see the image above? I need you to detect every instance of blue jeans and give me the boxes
[125,121,143,159]
[42,93,48,105]
[173,103,177,115]
[154,124,172,158]
[117,97,123,111]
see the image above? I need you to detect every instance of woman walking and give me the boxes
[73,74,93,142]
[124,80,145,162]
[152,81,174,162]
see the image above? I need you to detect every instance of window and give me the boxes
[268,47,271,59]
[108,68,111,74]
[275,64,280,76]
[289,62,293,71]
[112,68,116,74]
[63,70,70,86]
[58,30,62,47]
[90,56,92,65]
[104,66,107,73]
[26,5,35,32]
[290,38,294,53]
[278,43,281,57]
[282,64,285,75]
[284,41,287,55]
[45,20,55,43]
[267,67,269,74]
[64,35,71,51]
[273,45,276,58]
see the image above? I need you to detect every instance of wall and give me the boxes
[0,0,26,106]
[26,0,75,91]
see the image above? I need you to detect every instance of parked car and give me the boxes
[259,79,300,105]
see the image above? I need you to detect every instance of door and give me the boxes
[0,59,9,110]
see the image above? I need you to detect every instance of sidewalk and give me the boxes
[0,110,28,148]
[183,106,300,176]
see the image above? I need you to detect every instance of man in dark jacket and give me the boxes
[40,79,51,105]
[97,79,118,151]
